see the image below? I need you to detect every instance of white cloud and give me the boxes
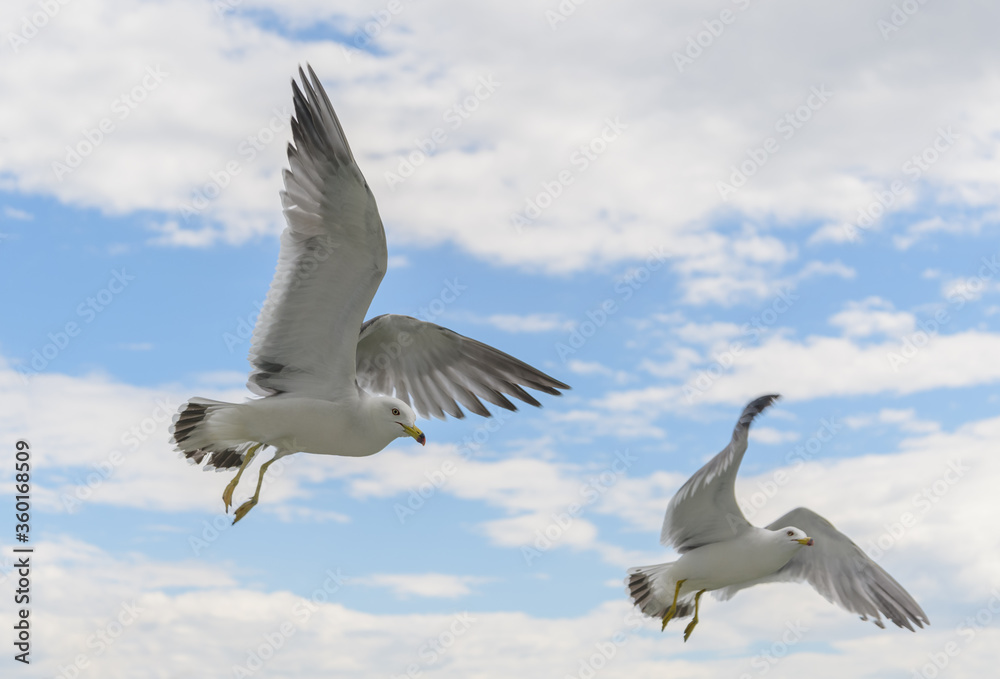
[461,312,574,333]
[893,216,968,250]
[750,426,800,444]
[2,205,32,220]
[387,254,410,269]
[350,573,491,599]
[567,360,631,384]
[638,348,702,380]
[807,221,854,245]
[828,297,916,338]
[118,342,154,351]
[672,321,744,345]
[845,408,940,435]
[600,329,1000,410]
[270,505,351,524]
[942,276,1000,304]
[677,253,852,307]
[2,0,998,295]
[8,532,975,679]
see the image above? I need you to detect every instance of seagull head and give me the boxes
[382,398,425,445]
[778,526,814,547]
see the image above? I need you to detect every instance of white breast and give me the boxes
[671,528,801,593]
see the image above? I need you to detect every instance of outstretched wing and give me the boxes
[660,394,780,552]
[355,314,569,419]
[717,507,929,631]
[247,65,387,399]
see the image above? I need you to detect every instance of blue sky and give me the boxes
[2,1,1000,677]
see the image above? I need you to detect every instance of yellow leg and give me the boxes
[661,579,687,631]
[232,455,278,524]
[222,443,262,512]
[683,589,707,642]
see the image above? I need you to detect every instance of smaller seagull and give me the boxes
[626,394,928,641]
[170,66,568,524]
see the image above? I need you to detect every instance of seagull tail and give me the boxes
[625,563,695,620]
[169,398,256,470]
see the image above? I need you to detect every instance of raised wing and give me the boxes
[718,507,929,631]
[355,314,569,419]
[248,65,387,399]
[660,394,780,552]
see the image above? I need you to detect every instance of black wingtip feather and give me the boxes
[736,394,781,431]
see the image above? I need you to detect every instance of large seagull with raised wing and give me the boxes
[170,66,568,523]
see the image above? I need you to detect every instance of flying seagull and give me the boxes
[170,65,568,523]
[626,394,927,641]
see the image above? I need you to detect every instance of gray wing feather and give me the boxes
[248,65,387,398]
[356,314,569,420]
[717,507,929,631]
[660,394,780,552]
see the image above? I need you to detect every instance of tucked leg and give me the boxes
[222,443,262,512]
[661,579,687,631]
[232,454,279,524]
[683,589,707,642]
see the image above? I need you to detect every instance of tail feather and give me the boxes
[625,563,695,620]
[169,398,254,470]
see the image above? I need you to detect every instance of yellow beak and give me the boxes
[400,423,426,446]
[797,537,814,546]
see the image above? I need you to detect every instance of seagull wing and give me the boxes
[248,65,387,399]
[717,507,929,631]
[355,314,570,420]
[660,394,780,552]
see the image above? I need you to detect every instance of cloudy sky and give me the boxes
[2,0,1000,676]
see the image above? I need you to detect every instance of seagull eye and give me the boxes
[391,408,400,416]
[786,530,794,537]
